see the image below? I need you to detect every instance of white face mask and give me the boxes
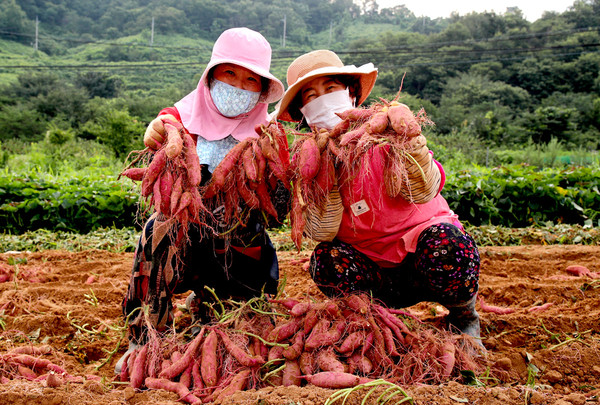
[210,79,261,117]
[299,88,354,130]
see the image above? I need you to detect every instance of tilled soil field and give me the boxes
[0,243,599,405]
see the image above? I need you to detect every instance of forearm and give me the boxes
[399,135,442,204]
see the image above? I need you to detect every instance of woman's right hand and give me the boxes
[144,114,177,150]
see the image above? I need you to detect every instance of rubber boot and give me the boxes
[445,295,482,344]
[114,341,141,375]
[185,292,211,334]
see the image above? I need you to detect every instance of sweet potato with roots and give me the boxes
[200,330,219,387]
[387,104,421,138]
[159,327,205,379]
[164,122,184,159]
[298,137,321,181]
[215,328,265,368]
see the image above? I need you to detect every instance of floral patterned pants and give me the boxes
[309,223,480,308]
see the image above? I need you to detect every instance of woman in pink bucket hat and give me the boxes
[277,50,482,345]
[116,28,287,374]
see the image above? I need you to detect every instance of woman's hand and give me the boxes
[144,114,177,150]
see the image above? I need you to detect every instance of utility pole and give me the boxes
[328,21,333,47]
[150,17,154,46]
[34,16,38,51]
[282,14,286,48]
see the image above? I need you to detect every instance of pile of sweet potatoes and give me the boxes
[120,120,290,240]
[288,129,338,250]
[120,119,207,238]
[202,121,290,230]
[118,294,486,404]
[287,99,433,248]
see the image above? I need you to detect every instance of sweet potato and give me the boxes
[241,143,258,182]
[200,330,218,387]
[304,320,344,351]
[381,324,401,356]
[336,108,375,122]
[368,111,390,134]
[298,137,321,181]
[169,174,184,215]
[316,348,345,373]
[252,141,267,182]
[7,354,67,375]
[144,377,202,404]
[438,341,456,378]
[215,369,251,401]
[158,170,173,215]
[120,167,147,182]
[528,302,553,312]
[179,362,193,389]
[191,359,203,390]
[164,123,184,159]
[174,191,193,217]
[17,365,37,380]
[289,301,311,317]
[268,319,301,343]
[328,119,351,138]
[236,171,260,209]
[282,360,302,387]
[215,328,265,367]
[267,345,284,363]
[299,351,316,376]
[129,344,148,389]
[347,352,373,375]
[182,133,202,187]
[142,149,167,197]
[344,294,370,314]
[565,265,591,277]
[339,123,368,146]
[159,327,204,379]
[387,104,421,137]
[210,140,248,190]
[337,330,366,354]
[314,151,335,196]
[477,295,515,315]
[282,331,306,361]
[304,371,360,389]
[269,298,300,310]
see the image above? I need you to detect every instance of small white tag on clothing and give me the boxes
[350,199,370,216]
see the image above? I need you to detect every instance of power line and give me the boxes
[0,25,597,56]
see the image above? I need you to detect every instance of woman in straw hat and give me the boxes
[116,28,287,373]
[277,50,482,343]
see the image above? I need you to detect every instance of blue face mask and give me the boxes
[210,79,261,117]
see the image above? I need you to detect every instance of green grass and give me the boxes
[1,224,598,254]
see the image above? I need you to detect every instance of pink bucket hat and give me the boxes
[199,27,284,104]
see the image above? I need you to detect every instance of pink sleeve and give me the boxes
[432,154,446,194]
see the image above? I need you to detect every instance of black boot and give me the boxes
[445,295,482,343]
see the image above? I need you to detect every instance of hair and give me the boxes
[206,65,271,99]
[287,74,362,122]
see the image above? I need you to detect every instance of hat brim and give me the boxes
[200,58,285,104]
[276,63,378,123]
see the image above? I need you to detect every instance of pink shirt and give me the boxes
[336,146,460,267]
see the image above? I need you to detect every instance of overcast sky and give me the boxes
[376,0,576,22]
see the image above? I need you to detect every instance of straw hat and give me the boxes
[276,50,378,122]
[199,27,284,104]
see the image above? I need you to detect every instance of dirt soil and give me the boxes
[0,243,599,405]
